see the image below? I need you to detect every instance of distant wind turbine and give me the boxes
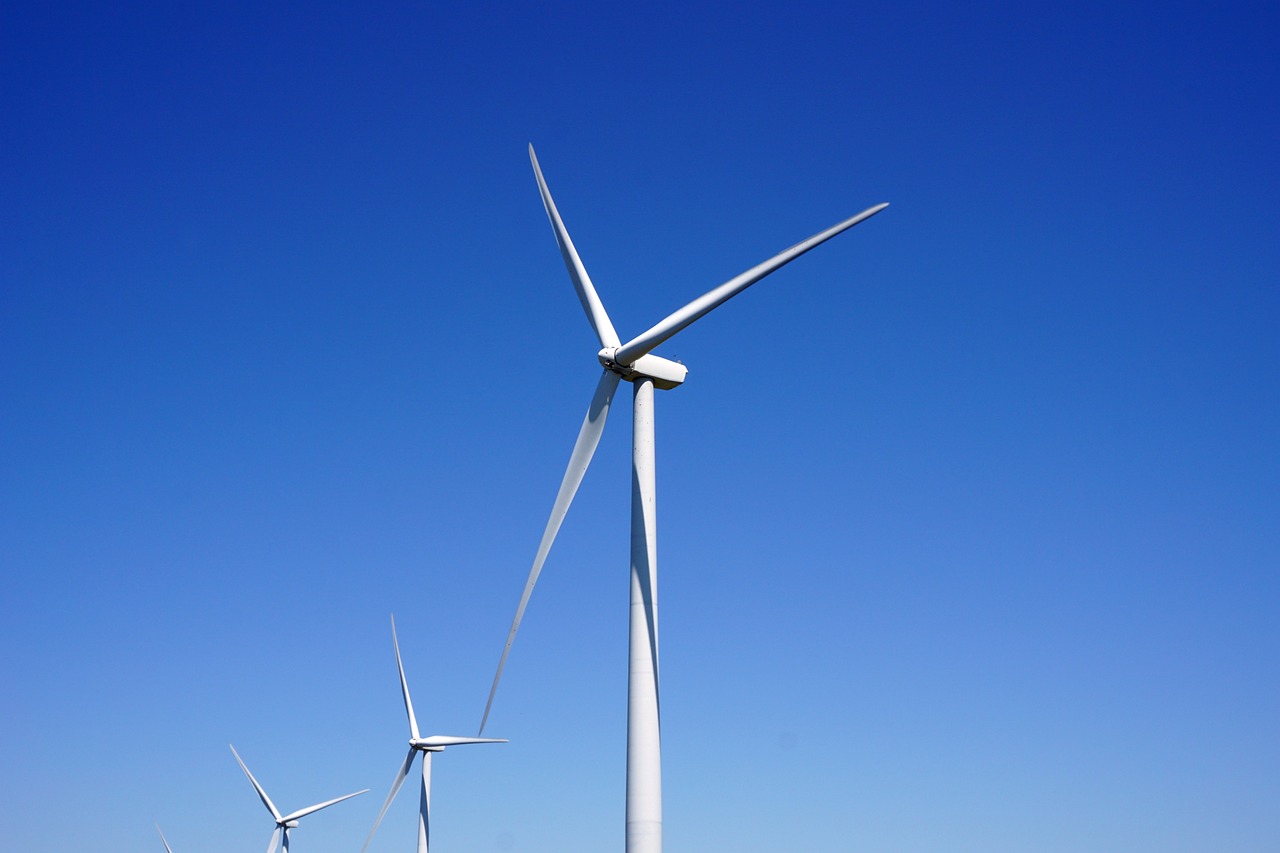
[230,744,367,853]
[480,144,887,852]
[361,615,507,853]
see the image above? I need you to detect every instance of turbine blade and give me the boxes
[415,735,509,747]
[284,788,368,823]
[361,748,418,853]
[265,826,281,853]
[156,824,174,853]
[479,368,621,734]
[529,144,621,349]
[615,202,889,364]
[391,615,421,740]
[230,744,282,822]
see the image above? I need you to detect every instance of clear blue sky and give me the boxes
[2,2,1276,851]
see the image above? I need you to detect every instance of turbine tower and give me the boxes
[480,144,888,852]
[362,615,507,853]
[230,744,367,853]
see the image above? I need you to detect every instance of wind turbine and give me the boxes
[230,744,367,853]
[361,615,507,853]
[156,824,175,853]
[479,144,888,852]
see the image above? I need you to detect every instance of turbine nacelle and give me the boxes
[279,820,300,829]
[598,347,687,390]
[411,734,507,752]
[410,740,445,753]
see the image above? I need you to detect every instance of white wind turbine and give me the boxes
[156,824,175,853]
[230,744,367,853]
[361,615,506,853]
[479,144,888,852]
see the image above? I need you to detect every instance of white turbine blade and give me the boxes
[156,824,175,853]
[416,735,509,747]
[479,368,621,734]
[361,748,417,853]
[391,615,421,740]
[265,826,282,853]
[230,744,282,822]
[615,202,890,364]
[530,144,621,349]
[283,788,368,823]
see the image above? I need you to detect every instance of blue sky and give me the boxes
[2,1,1277,851]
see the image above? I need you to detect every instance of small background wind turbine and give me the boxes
[361,615,506,853]
[480,144,887,852]
[230,744,367,853]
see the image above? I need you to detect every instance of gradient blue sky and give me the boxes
[2,2,1277,851]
